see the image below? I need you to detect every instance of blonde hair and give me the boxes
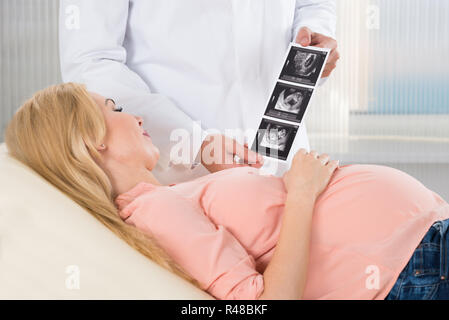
[5,82,200,288]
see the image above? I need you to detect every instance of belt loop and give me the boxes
[437,219,449,280]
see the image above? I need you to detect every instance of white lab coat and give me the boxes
[59,0,336,184]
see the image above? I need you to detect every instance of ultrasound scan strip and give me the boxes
[279,46,328,87]
[251,118,299,161]
[251,43,330,162]
[264,82,313,123]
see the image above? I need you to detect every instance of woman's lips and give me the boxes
[143,130,151,138]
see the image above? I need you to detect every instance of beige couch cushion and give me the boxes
[0,143,213,299]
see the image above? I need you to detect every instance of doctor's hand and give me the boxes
[200,134,264,173]
[295,26,340,78]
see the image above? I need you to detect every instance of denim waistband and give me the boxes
[385,218,449,300]
[429,218,449,279]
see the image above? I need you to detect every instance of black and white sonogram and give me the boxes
[279,46,328,86]
[251,119,299,161]
[264,82,313,123]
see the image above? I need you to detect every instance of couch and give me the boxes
[0,143,213,299]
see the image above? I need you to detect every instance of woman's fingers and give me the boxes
[318,153,330,165]
[293,149,339,169]
[309,150,319,158]
[304,149,334,166]
[327,160,340,172]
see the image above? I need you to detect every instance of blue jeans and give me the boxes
[385,218,449,300]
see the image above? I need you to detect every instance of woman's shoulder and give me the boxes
[116,182,190,220]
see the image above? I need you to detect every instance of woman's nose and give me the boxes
[135,116,143,126]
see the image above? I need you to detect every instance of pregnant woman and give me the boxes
[5,83,449,300]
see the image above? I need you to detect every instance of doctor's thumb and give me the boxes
[236,144,258,165]
[296,27,312,47]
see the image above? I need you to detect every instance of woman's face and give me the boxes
[90,92,160,171]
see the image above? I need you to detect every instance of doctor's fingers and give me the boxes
[322,49,340,77]
[230,139,263,165]
[322,63,337,78]
[234,142,263,165]
[311,35,338,51]
[296,26,313,46]
[243,142,264,166]
[328,47,340,63]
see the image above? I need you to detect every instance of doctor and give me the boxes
[59,0,338,184]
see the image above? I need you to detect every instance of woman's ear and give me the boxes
[81,137,106,152]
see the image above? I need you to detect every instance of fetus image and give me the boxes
[293,51,318,77]
[280,46,327,86]
[260,124,288,152]
[274,88,304,114]
[252,118,298,160]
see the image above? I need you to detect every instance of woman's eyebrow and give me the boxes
[104,98,116,107]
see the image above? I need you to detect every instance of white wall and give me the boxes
[0,0,61,139]
[306,0,449,164]
[0,1,448,199]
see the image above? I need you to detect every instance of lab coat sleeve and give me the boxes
[58,0,208,171]
[292,0,337,41]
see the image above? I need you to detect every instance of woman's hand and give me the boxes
[282,149,339,198]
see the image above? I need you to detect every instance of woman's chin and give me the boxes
[147,156,159,171]
[152,147,160,167]
[154,146,160,159]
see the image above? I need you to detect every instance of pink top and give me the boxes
[115,164,449,300]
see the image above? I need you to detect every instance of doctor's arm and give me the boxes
[59,0,261,172]
[59,0,262,173]
[59,0,208,171]
[293,0,339,78]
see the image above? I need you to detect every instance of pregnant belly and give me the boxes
[311,164,446,247]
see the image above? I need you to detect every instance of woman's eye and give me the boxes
[114,106,123,112]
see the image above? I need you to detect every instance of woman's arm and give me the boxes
[258,149,339,300]
[258,190,316,300]
[125,188,264,300]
